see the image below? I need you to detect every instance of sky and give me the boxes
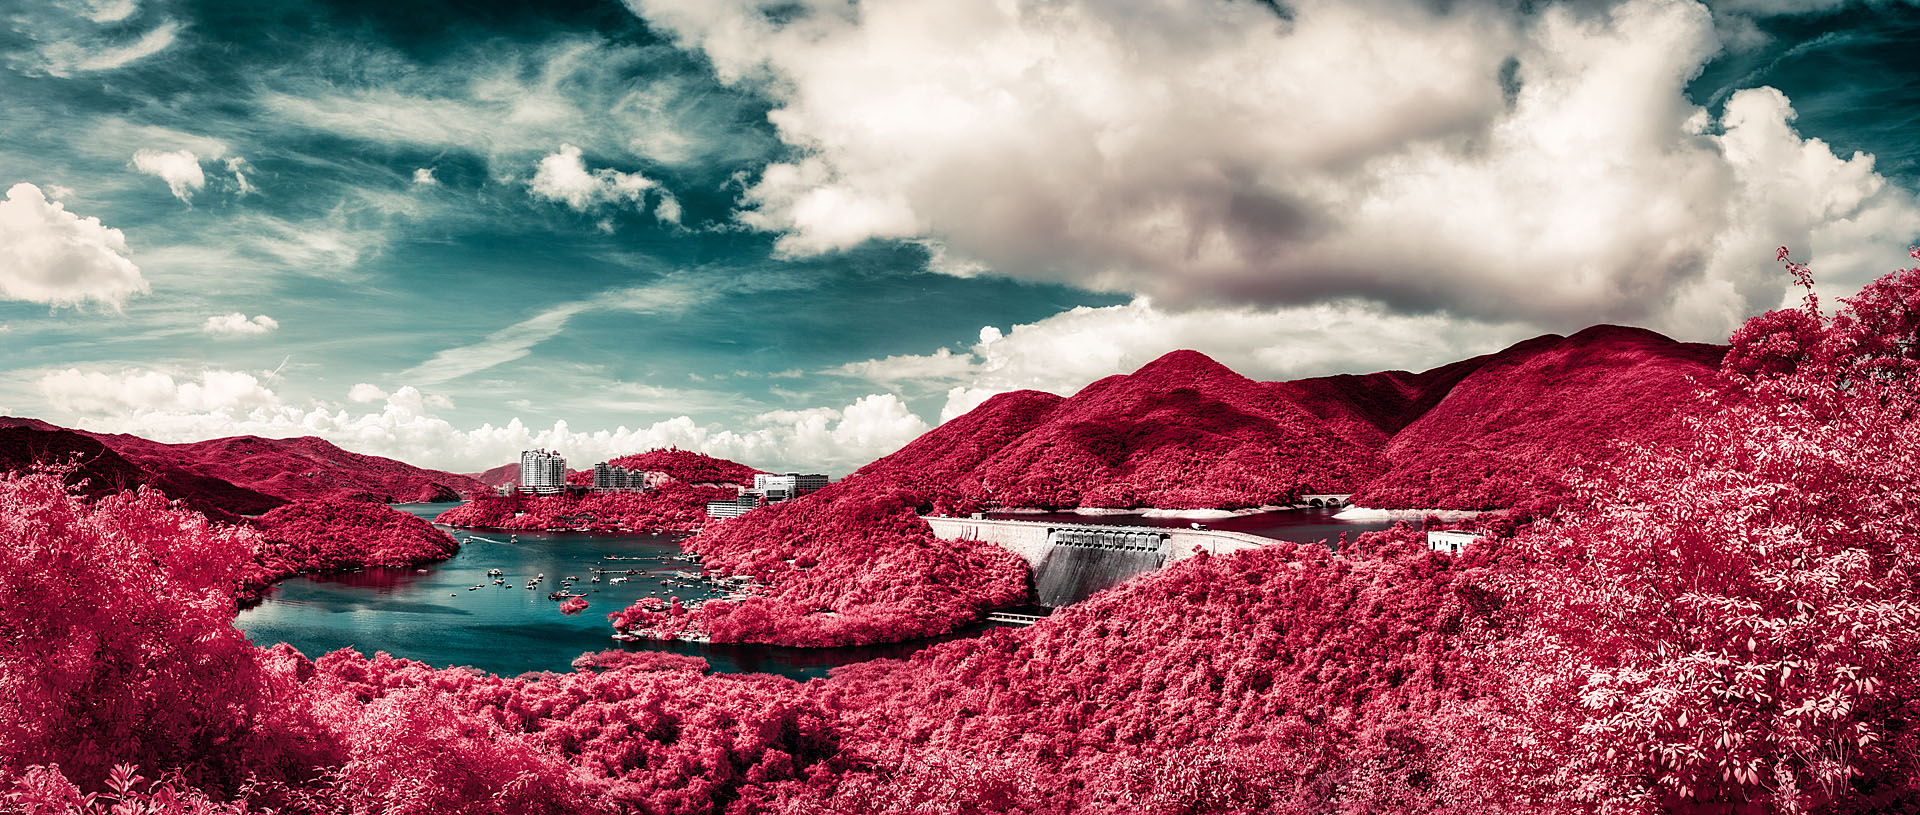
[3,0,1919,476]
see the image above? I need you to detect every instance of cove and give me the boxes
[234,502,996,680]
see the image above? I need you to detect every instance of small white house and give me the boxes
[1426,530,1480,554]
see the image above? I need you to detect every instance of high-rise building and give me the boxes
[520,449,567,495]
[592,462,648,491]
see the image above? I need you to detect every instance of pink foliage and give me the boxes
[1352,325,1730,511]
[1474,250,1920,812]
[0,470,300,792]
[559,596,590,615]
[238,499,458,603]
[788,533,1517,813]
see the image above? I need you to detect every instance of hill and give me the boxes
[1349,325,1728,509]
[0,424,285,521]
[435,449,761,532]
[858,351,1376,511]
[0,418,487,504]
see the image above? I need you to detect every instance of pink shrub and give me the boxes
[0,471,288,791]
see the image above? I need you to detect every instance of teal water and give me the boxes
[234,502,989,680]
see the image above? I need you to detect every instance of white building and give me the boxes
[520,450,567,495]
[752,472,831,502]
[1426,530,1480,555]
[706,494,762,519]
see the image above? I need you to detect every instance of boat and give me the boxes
[487,569,502,577]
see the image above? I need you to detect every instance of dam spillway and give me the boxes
[1031,528,1170,607]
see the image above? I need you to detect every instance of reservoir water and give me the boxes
[234,502,990,680]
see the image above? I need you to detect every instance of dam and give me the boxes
[923,516,1277,607]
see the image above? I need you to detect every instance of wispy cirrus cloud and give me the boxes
[397,277,723,386]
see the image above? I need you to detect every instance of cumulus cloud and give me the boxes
[201,312,278,336]
[130,148,205,202]
[630,0,1920,341]
[529,144,679,225]
[0,182,148,308]
[41,368,279,416]
[412,167,438,186]
[36,368,927,475]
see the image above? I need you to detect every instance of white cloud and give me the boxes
[826,346,976,388]
[35,368,927,475]
[78,0,140,24]
[413,167,438,186]
[529,144,680,225]
[402,301,591,386]
[348,383,390,403]
[255,37,774,170]
[130,148,205,202]
[32,18,179,76]
[654,193,683,224]
[41,368,279,416]
[0,182,148,308]
[201,312,278,336]
[629,0,1920,342]
[224,157,256,195]
[399,279,722,385]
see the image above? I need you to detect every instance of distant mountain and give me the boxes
[469,462,520,487]
[0,418,488,506]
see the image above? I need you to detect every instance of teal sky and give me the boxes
[3,0,1918,474]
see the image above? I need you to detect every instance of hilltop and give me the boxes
[0,418,487,506]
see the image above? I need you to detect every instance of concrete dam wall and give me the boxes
[923,516,1275,607]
